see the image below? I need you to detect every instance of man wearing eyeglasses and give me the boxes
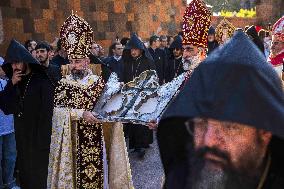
[181,0,211,73]
[146,0,211,129]
[157,31,284,189]
[268,16,284,81]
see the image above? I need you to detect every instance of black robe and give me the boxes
[158,31,284,189]
[122,55,156,149]
[148,48,168,84]
[43,64,62,86]
[2,71,54,189]
[207,40,219,55]
[165,56,185,83]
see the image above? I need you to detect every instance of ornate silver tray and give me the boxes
[93,70,187,125]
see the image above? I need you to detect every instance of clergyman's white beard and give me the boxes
[192,165,227,189]
[182,55,201,71]
[71,70,87,81]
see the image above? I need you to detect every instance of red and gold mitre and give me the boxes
[182,0,211,48]
[60,13,93,59]
[272,16,284,42]
[215,18,235,44]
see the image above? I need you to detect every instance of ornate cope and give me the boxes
[48,74,105,189]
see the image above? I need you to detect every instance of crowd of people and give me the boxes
[0,0,283,188]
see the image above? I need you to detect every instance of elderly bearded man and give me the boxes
[47,13,108,189]
[157,31,284,189]
[181,0,211,73]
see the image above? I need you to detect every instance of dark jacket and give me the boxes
[101,56,124,82]
[158,32,284,189]
[148,47,168,84]
[43,63,62,86]
[207,40,219,54]
[51,54,69,68]
[2,39,54,189]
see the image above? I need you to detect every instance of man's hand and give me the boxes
[83,111,99,124]
[12,70,24,85]
[146,120,158,130]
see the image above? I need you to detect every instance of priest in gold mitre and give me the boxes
[148,0,211,138]
[181,0,211,72]
[47,13,133,189]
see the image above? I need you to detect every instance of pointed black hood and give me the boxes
[169,36,182,49]
[161,31,284,137]
[2,39,41,78]
[157,31,284,188]
[3,39,39,65]
[124,34,153,61]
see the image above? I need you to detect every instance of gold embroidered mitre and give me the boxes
[60,13,93,59]
[182,0,211,48]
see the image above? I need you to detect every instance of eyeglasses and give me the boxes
[271,41,284,46]
[185,118,244,137]
[182,47,194,52]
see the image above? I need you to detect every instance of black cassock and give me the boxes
[165,57,185,83]
[3,71,54,189]
[122,55,156,149]
[148,48,168,85]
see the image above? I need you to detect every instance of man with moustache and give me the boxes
[157,31,284,189]
[146,0,211,130]
[181,0,211,73]
[48,13,109,189]
[165,36,185,82]
[1,39,54,189]
[35,41,61,85]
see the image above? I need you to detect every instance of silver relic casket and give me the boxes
[93,70,187,125]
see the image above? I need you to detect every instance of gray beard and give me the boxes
[71,70,87,81]
[187,159,260,189]
[191,164,227,189]
[182,56,200,71]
